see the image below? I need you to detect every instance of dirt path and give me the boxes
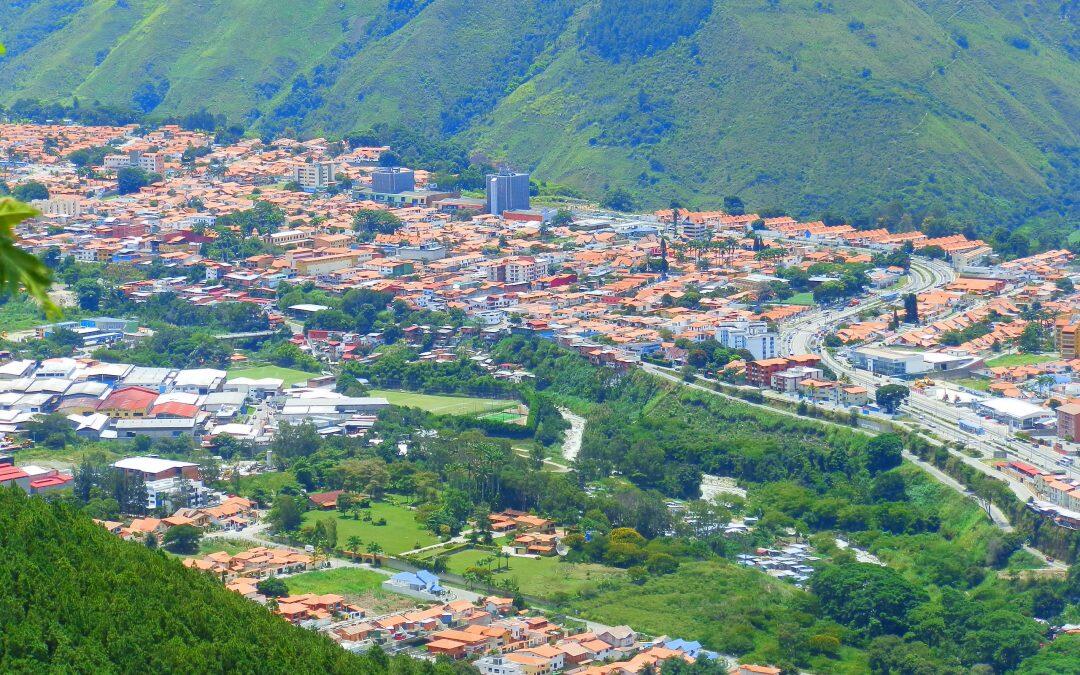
[558,407,585,463]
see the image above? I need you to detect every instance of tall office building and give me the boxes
[371,166,415,194]
[485,169,530,215]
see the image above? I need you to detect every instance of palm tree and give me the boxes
[366,542,384,566]
[346,536,363,560]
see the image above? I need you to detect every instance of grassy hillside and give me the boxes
[1,0,1075,243]
[0,487,449,673]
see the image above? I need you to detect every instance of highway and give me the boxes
[780,256,1079,483]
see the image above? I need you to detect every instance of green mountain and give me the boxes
[0,487,448,673]
[1,0,1076,245]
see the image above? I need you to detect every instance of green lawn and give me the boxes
[369,389,516,416]
[956,376,991,392]
[303,499,439,555]
[783,292,816,306]
[284,567,386,596]
[226,365,318,387]
[984,353,1058,368]
[443,548,622,598]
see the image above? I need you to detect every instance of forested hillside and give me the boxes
[1,0,1076,247]
[0,488,462,673]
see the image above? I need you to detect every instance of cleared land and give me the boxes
[226,365,317,387]
[284,567,386,596]
[443,548,622,598]
[984,353,1058,368]
[369,389,515,416]
[302,499,439,555]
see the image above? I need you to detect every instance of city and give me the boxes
[1,116,1079,672]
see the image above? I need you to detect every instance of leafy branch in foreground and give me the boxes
[0,198,58,318]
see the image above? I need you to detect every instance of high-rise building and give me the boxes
[371,166,415,194]
[291,160,338,191]
[486,169,530,215]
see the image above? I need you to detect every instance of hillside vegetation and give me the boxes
[0,487,459,673]
[0,0,1076,244]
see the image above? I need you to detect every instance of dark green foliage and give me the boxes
[579,0,713,63]
[161,524,202,554]
[876,385,909,414]
[117,167,158,194]
[866,434,904,474]
[0,487,454,673]
[811,562,926,637]
[256,576,290,599]
[11,180,48,201]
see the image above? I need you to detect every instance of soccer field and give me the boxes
[369,389,515,415]
[226,365,318,387]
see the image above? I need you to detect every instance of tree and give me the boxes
[876,384,910,414]
[74,278,101,310]
[256,576,289,598]
[723,195,745,215]
[345,536,364,560]
[117,167,158,195]
[1018,323,1044,353]
[12,180,49,202]
[903,293,919,323]
[866,434,904,473]
[269,494,302,532]
[811,562,926,637]
[352,209,403,237]
[162,525,202,554]
[600,188,634,212]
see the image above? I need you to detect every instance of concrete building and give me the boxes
[371,166,415,194]
[1056,403,1080,442]
[715,320,778,361]
[112,456,200,482]
[974,397,1055,430]
[291,160,338,191]
[486,170,530,216]
[487,257,547,285]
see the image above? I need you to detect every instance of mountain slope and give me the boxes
[0,487,445,672]
[0,0,1076,242]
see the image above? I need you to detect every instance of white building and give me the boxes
[291,160,338,191]
[715,320,778,360]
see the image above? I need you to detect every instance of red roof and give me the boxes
[149,402,200,418]
[30,474,73,489]
[1008,461,1041,477]
[97,386,159,412]
[0,466,29,482]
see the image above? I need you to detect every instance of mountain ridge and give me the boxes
[1,0,1076,246]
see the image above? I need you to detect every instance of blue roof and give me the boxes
[416,570,439,585]
[391,571,417,583]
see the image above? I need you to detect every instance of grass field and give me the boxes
[443,548,622,598]
[956,376,991,392]
[985,353,1058,368]
[227,365,318,387]
[284,567,386,596]
[302,499,439,555]
[370,390,516,416]
[783,292,816,306]
[0,296,47,333]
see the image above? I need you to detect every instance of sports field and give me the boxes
[443,548,622,598]
[370,389,515,415]
[226,365,317,387]
[984,353,1057,368]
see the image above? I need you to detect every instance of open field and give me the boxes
[226,365,318,387]
[284,567,386,596]
[956,376,991,392]
[443,548,622,598]
[370,389,515,416]
[302,499,439,555]
[783,292,816,306]
[984,353,1058,368]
